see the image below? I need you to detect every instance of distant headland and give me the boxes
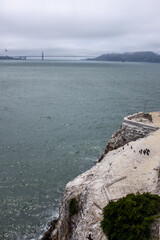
[0,56,26,60]
[86,51,160,63]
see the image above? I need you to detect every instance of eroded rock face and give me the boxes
[42,113,160,240]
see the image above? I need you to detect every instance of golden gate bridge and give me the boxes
[9,51,94,60]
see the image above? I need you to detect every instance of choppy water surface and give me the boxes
[0,60,160,239]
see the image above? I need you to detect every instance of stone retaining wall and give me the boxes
[123,113,159,131]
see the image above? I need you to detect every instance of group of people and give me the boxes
[122,144,151,156]
[139,148,150,155]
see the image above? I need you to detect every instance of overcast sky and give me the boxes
[1,0,160,56]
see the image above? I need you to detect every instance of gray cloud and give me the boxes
[1,0,160,56]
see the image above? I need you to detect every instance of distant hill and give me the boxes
[86,51,160,63]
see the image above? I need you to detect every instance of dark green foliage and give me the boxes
[101,193,160,240]
[69,198,78,217]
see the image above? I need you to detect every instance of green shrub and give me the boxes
[101,192,160,240]
[69,198,78,217]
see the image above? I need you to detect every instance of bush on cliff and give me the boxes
[101,192,160,240]
[69,198,78,217]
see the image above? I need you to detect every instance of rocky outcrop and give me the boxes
[98,112,157,162]
[98,126,151,162]
[42,112,160,240]
[41,220,58,240]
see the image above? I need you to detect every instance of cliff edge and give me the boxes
[42,112,160,240]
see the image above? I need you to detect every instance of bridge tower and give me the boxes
[42,51,44,61]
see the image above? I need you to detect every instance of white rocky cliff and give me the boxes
[42,112,160,240]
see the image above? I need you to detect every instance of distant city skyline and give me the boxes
[1,0,160,56]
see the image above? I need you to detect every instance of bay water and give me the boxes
[0,60,160,239]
